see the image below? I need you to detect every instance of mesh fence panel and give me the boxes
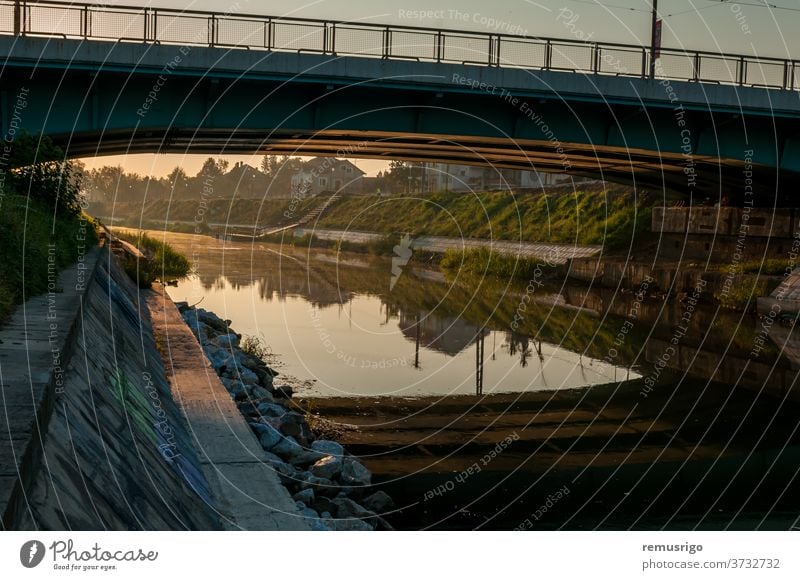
[656,53,695,80]
[154,13,209,45]
[0,2,14,33]
[333,25,384,57]
[88,9,145,41]
[389,30,437,60]
[498,39,547,69]
[442,34,491,64]
[273,21,326,52]
[745,60,786,88]
[28,4,82,36]
[550,42,594,72]
[697,55,739,84]
[217,17,267,48]
[597,47,643,77]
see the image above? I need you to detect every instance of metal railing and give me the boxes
[0,0,796,91]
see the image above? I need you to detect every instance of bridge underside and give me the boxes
[62,128,773,200]
[2,37,799,204]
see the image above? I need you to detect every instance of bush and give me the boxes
[114,230,191,279]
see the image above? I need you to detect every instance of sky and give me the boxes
[72,0,800,177]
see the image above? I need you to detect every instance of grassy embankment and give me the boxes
[315,188,653,279]
[108,187,654,279]
[113,230,192,281]
[0,133,98,322]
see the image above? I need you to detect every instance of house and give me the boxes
[290,157,365,196]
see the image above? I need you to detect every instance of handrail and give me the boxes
[0,0,797,90]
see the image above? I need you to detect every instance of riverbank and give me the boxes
[176,303,395,530]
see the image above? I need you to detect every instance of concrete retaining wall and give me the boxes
[10,248,222,530]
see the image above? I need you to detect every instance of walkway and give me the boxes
[0,246,101,528]
[145,285,309,530]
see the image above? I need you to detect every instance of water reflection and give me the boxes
[152,230,796,399]
[161,232,637,397]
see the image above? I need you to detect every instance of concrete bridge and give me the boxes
[1,1,800,199]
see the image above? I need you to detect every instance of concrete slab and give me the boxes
[146,286,309,531]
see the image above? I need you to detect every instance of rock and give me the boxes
[250,386,274,401]
[331,497,376,520]
[308,518,331,531]
[262,451,284,464]
[323,517,373,531]
[250,422,282,450]
[362,490,395,513]
[235,365,260,385]
[298,474,339,498]
[374,516,395,531]
[310,455,343,480]
[311,439,345,457]
[257,401,287,418]
[175,301,190,313]
[208,348,232,373]
[293,488,315,505]
[220,377,238,392]
[287,449,326,467]
[339,458,372,486]
[214,333,240,349]
[196,308,229,333]
[229,384,248,401]
[271,435,304,459]
[312,496,336,514]
[277,412,305,438]
[274,385,294,399]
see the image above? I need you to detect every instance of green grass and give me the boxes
[714,275,769,310]
[440,247,557,280]
[114,230,191,279]
[717,258,788,276]
[0,195,98,322]
[314,188,654,251]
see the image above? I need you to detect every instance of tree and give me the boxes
[165,166,190,199]
[7,131,84,215]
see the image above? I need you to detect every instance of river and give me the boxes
[152,230,800,530]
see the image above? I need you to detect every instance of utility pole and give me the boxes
[649,0,660,79]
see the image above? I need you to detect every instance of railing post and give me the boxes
[791,62,796,92]
[545,40,551,70]
[12,0,19,36]
[641,48,647,79]
[330,22,336,54]
[693,53,701,82]
[486,34,492,66]
[436,31,443,63]
[209,14,216,47]
[593,43,600,74]
[495,36,501,67]
[143,7,148,42]
[738,56,746,86]
[384,27,390,59]
[82,5,88,39]
[153,9,158,42]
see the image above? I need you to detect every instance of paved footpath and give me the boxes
[145,285,309,530]
[0,247,100,527]
[294,227,601,264]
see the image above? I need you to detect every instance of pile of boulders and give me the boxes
[177,304,394,531]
